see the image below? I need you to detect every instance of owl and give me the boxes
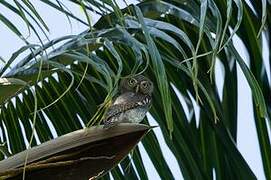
[103,75,153,128]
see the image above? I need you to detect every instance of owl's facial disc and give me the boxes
[120,75,153,95]
[128,78,137,87]
[120,77,138,93]
[139,80,153,95]
[141,81,148,88]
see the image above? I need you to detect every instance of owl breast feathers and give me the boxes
[103,75,153,129]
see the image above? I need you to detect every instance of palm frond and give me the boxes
[0,0,270,179]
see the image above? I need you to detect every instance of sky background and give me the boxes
[0,1,270,180]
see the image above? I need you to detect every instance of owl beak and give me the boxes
[135,85,140,93]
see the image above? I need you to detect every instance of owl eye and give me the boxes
[141,81,149,89]
[128,78,136,86]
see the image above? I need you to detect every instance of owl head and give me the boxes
[120,75,153,95]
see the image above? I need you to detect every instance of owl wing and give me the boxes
[103,93,151,128]
[104,103,138,120]
[102,103,135,128]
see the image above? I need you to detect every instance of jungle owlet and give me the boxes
[103,75,153,128]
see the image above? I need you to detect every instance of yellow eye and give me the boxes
[141,81,149,89]
[128,78,136,86]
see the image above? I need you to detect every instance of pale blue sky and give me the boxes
[0,1,269,180]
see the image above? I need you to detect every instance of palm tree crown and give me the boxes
[0,0,270,179]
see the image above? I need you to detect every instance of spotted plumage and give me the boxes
[103,75,153,129]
